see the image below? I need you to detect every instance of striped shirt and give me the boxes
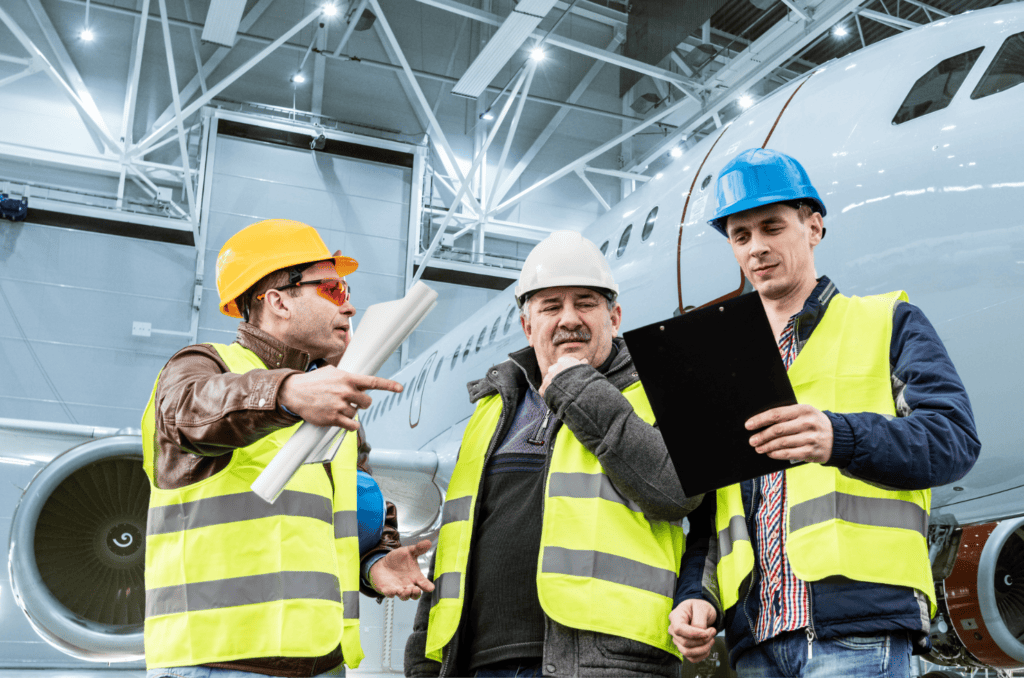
[752,314,811,643]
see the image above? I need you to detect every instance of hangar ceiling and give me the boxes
[0,0,1013,280]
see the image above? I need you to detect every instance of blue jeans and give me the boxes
[735,630,911,678]
[147,667,343,678]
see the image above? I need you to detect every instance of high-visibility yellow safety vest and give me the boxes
[141,342,364,669]
[426,381,685,661]
[715,291,936,617]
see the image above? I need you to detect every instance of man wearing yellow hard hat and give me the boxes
[141,219,434,678]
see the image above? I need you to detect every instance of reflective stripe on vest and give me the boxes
[537,381,684,658]
[715,292,935,617]
[141,342,363,669]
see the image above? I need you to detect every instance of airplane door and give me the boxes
[409,351,436,428]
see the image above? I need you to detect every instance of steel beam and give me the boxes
[0,6,123,156]
[584,166,651,182]
[132,6,325,158]
[857,7,919,30]
[157,0,199,227]
[24,0,114,151]
[119,0,151,148]
[492,33,623,207]
[367,0,484,216]
[495,93,693,214]
[332,0,366,57]
[629,0,869,172]
[411,65,531,286]
[148,0,276,133]
[0,64,42,90]
[487,59,537,214]
[415,0,700,92]
[574,168,610,211]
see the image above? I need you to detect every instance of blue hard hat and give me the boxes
[708,148,827,236]
[356,469,386,555]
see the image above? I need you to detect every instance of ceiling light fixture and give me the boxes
[480,110,495,121]
[530,47,545,62]
[738,94,754,109]
[670,147,683,158]
[834,25,848,37]
[321,3,337,16]
[291,73,306,84]
[81,0,93,41]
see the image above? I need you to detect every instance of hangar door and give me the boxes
[199,118,416,378]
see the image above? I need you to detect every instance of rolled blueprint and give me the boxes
[250,281,438,503]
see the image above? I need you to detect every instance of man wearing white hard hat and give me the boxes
[405,231,701,678]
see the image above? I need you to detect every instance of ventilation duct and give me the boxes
[8,435,148,661]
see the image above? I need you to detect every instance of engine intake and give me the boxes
[933,516,1024,669]
[8,435,148,661]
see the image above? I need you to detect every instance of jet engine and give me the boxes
[8,434,148,661]
[928,516,1024,670]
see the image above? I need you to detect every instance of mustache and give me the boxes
[553,327,591,345]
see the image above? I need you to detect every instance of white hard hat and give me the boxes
[514,230,619,308]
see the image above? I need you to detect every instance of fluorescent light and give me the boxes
[480,111,495,121]
[738,94,754,109]
[80,27,94,41]
[834,25,848,37]
[452,0,557,98]
[530,47,545,61]
[322,3,337,16]
[202,0,246,47]
[292,73,306,84]
[670,147,683,158]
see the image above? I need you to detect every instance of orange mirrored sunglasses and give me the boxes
[256,278,350,306]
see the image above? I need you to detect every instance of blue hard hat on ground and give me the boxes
[709,148,827,236]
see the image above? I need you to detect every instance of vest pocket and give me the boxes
[592,631,672,665]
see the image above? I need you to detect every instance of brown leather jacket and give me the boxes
[150,322,401,677]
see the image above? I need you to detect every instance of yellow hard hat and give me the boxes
[216,219,358,318]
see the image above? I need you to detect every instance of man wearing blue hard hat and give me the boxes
[668,149,980,677]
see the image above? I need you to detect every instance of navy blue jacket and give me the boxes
[675,277,981,667]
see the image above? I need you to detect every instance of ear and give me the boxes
[520,311,535,347]
[808,213,825,247]
[263,288,294,322]
[610,304,622,337]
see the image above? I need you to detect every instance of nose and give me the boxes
[556,304,583,328]
[338,298,356,317]
[748,230,770,258]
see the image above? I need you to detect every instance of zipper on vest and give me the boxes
[805,582,817,661]
[741,476,761,639]
[441,388,515,675]
[528,407,552,446]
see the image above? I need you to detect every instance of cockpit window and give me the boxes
[972,32,1024,100]
[642,206,659,241]
[893,47,984,125]
[616,225,632,258]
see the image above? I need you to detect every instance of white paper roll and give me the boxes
[250,282,438,503]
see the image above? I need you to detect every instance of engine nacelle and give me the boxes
[929,516,1024,669]
[7,435,148,661]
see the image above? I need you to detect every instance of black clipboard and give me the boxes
[623,292,800,497]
